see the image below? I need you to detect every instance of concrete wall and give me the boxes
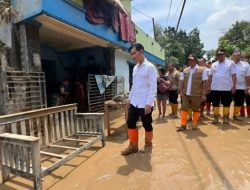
[12,0,165,66]
[12,0,42,20]
[115,49,134,92]
[0,21,11,48]
[121,0,132,16]
[40,45,74,83]
[136,26,165,62]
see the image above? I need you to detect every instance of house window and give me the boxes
[67,0,84,8]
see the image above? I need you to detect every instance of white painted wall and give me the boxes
[115,50,134,93]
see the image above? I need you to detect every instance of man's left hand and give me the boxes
[144,105,152,115]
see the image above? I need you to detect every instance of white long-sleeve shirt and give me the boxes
[234,61,250,90]
[129,59,157,108]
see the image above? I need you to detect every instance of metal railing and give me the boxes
[1,70,47,114]
[87,74,118,112]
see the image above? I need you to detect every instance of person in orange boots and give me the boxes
[232,50,250,120]
[177,54,208,131]
[121,43,157,155]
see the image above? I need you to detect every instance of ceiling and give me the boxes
[36,14,113,51]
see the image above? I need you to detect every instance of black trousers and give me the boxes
[206,93,212,103]
[211,91,232,107]
[240,94,250,106]
[247,95,250,105]
[169,90,178,104]
[233,90,245,106]
[127,104,153,132]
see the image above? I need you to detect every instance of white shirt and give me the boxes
[180,65,208,96]
[210,59,236,91]
[234,61,250,90]
[205,67,210,78]
[129,59,157,108]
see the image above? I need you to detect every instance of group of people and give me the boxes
[177,49,250,131]
[50,79,86,112]
[121,42,250,156]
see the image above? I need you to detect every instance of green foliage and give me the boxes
[155,24,205,66]
[218,21,250,59]
[206,49,216,61]
[167,56,179,66]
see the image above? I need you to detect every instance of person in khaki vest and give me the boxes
[177,54,208,131]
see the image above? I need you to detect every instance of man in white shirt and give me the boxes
[208,49,237,124]
[232,50,250,120]
[198,58,210,117]
[205,61,213,115]
[121,43,157,155]
[177,54,208,131]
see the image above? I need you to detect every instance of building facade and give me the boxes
[0,0,165,114]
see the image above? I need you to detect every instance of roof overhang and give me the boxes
[36,14,118,51]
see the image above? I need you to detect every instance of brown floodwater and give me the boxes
[1,107,250,190]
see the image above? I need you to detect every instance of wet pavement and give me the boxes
[1,106,250,190]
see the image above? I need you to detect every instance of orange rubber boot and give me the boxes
[192,112,200,130]
[177,111,188,132]
[140,131,153,153]
[121,129,139,155]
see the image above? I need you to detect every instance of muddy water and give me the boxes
[0,107,250,190]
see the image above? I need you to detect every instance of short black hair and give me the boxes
[233,50,241,54]
[158,66,166,75]
[167,63,176,68]
[216,48,226,55]
[128,43,144,53]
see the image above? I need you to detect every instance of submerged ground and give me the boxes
[1,106,250,190]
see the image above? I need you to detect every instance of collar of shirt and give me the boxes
[218,59,226,64]
[137,58,147,66]
[234,60,243,65]
[189,64,198,71]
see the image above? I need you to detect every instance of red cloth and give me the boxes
[86,0,106,24]
[119,11,136,42]
[119,11,127,41]
[129,21,136,43]
[112,7,119,32]
[86,0,121,33]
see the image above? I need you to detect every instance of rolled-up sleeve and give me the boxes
[146,65,157,105]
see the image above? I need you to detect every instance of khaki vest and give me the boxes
[183,66,204,96]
